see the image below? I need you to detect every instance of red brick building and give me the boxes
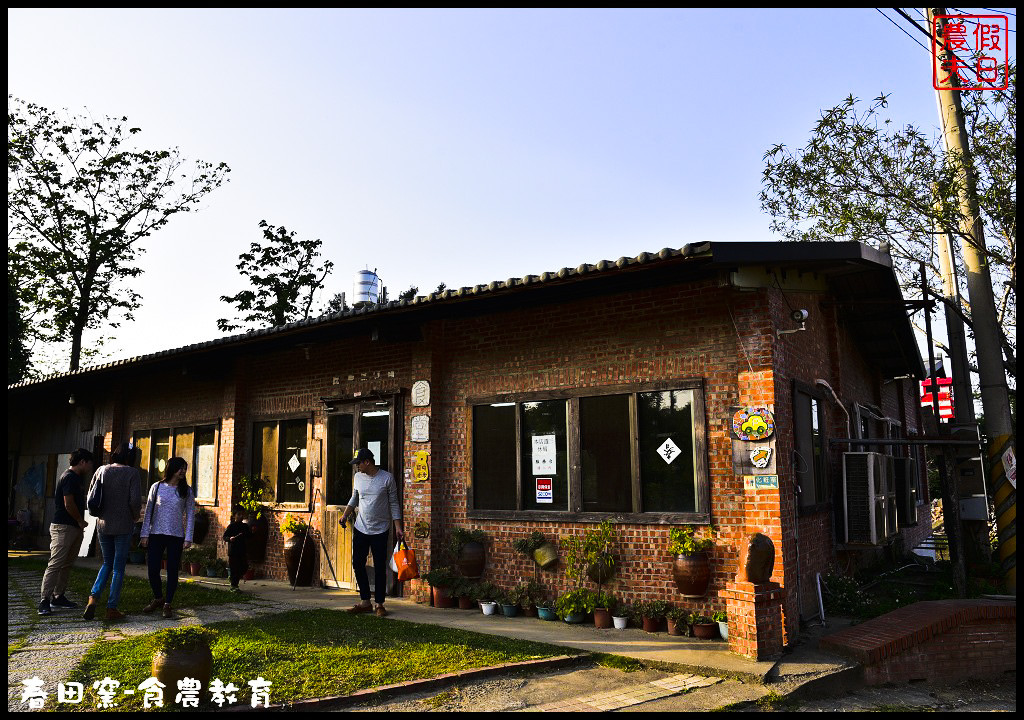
[8,241,930,655]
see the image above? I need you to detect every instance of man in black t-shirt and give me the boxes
[39,448,95,615]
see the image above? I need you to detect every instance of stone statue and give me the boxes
[736,532,775,584]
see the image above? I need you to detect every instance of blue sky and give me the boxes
[7,8,1017,367]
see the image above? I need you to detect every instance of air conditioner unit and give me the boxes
[843,452,891,545]
[891,456,919,528]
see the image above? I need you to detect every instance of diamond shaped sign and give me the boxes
[657,438,681,464]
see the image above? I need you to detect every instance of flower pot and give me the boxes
[457,595,476,610]
[246,515,269,564]
[593,607,612,629]
[524,604,537,617]
[189,562,203,576]
[612,615,629,630]
[667,619,684,636]
[480,601,498,615]
[431,586,455,609]
[532,542,559,569]
[672,552,711,598]
[692,622,719,639]
[642,616,663,633]
[563,612,586,624]
[586,553,616,584]
[205,567,220,577]
[456,541,486,579]
[718,621,729,640]
[501,603,519,617]
[152,646,212,697]
[537,606,558,621]
[284,532,315,586]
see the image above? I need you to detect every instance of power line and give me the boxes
[876,8,931,53]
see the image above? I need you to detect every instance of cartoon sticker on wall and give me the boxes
[413,451,429,482]
[732,407,775,441]
[749,447,772,469]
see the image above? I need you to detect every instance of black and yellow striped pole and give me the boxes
[989,435,1016,594]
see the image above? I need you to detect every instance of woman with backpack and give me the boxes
[83,443,142,621]
[140,456,195,619]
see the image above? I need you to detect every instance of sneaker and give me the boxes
[162,604,173,619]
[37,598,52,616]
[51,594,79,609]
[374,604,389,618]
[347,602,373,614]
[142,598,164,613]
[82,596,98,620]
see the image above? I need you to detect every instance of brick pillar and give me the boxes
[721,581,785,660]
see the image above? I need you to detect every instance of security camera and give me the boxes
[791,309,809,323]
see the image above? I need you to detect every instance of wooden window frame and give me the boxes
[467,379,710,525]
[793,381,830,515]
[131,421,221,506]
[251,413,312,510]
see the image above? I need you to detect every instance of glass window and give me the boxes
[327,414,354,506]
[173,428,193,476]
[277,419,308,504]
[638,389,697,513]
[521,400,568,511]
[150,429,171,486]
[473,404,517,510]
[253,421,279,499]
[580,394,632,512]
[360,410,390,472]
[795,389,828,507]
[132,431,151,490]
[194,426,217,500]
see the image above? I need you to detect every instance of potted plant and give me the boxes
[612,602,631,630]
[592,590,617,629]
[638,599,668,633]
[521,580,545,617]
[453,578,478,610]
[423,566,458,608]
[584,520,617,586]
[205,556,228,578]
[513,530,558,575]
[669,526,714,598]
[182,545,211,576]
[666,606,689,636]
[237,475,271,563]
[713,609,728,640]
[555,587,594,624]
[151,626,218,694]
[692,613,719,639]
[451,527,488,579]
[281,513,315,586]
[530,584,556,621]
[500,586,523,617]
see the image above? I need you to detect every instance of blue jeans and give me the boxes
[90,533,132,609]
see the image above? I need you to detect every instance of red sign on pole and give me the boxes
[921,377,954,419]
[932,14,1009,90]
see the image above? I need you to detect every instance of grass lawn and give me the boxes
[68,608,575,710]
[9,553,251,615]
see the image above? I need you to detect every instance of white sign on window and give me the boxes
[532,435,556,475]
[288,454,300,473]
[657,438,681,465]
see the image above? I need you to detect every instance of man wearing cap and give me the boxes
[339,448,404,617]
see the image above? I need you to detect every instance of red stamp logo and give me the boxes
[932,14,1009,90]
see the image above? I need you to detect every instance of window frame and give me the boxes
[793,381,830,515]
[131,421,221,505]
[250,413,312,509]
[467,379,710,525]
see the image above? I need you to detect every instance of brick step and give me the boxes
[819,599,1016,683]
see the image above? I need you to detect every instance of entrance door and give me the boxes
[320,400,398,589]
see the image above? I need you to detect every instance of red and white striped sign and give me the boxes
[920,377,953,419]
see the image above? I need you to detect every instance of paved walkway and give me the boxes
[8,553,857,712]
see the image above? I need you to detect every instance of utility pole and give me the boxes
[928,8,1016,593]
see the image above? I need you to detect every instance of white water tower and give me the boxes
[353,269,380,305]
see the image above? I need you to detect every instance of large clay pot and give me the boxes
[152,646,212,695]
[692,621,719,640]
[284,532,315,586]
[431,585,455,608]
[672,552,711,598]
[642,616,663,633]
[457,595,476,610]
[532,542,559,569]
[456,541,485,579]
[736,532,775,584]
[246,515,269,564]
[593,607,612,629]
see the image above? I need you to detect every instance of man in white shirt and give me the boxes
[339,448,404,617]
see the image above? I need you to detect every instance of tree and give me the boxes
[217,220,334,332]
[7,96,231,372]
[760,66,1015,395]
[8,257,31,384]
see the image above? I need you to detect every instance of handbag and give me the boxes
[392,540,419,582]
[86,472,104,516]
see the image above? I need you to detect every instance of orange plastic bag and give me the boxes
[393,541,419,582]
